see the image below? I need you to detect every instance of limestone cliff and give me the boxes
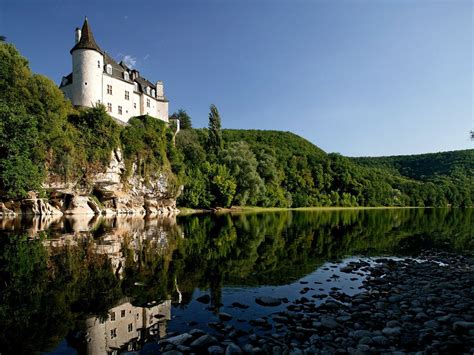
[0,149,180,216]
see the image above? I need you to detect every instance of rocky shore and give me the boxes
[159,252,474,354]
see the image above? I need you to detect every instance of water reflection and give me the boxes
[0,208,472,353]
[79,299,171,354]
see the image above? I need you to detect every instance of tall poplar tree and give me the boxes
[208,104,223,155]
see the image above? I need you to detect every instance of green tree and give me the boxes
[208,104,223,155]
[0,102,43,197]
[170,109,192,130]
[220,141,265,205]
[209,164,237,207]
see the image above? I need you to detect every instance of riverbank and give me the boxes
[159,251,474,354]
[176,205,427,216]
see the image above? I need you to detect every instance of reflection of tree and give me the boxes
[0,236,121,353]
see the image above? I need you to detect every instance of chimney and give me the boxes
[75,27,81,44]
[156,81,164,97]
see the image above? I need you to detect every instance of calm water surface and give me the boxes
[0,208,472,354]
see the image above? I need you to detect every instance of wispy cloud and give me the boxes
[144,54,150,61]
[119,54,137,69]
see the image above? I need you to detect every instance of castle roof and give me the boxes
[70,18,102,54]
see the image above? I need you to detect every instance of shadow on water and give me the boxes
[0,208,472,353]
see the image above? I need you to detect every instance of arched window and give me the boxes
[106,64,112,75]
[146,87,150,95]
[151,89,155,97]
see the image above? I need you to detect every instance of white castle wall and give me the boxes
[72,49,103,107]
[102,75,136,123]
[133,92,141,118]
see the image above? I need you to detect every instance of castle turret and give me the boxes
[70,18,103,107]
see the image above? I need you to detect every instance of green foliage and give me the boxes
[208,104,223,156]
[209,163,237,208]
[121,115,168,176]
[68,105,122,171]
[0,102,43,197]
[177,127,472,208]
[220,141,265,205]
[170,108,192,129]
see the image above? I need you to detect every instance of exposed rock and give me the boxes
[190,334,218,348]
[63,196,95,215]
[218,312,233,321]
[0,202,15,217]
[161,333,193,346]
[255,296,282,307]
[225,343,242,354]
[196,294,211,304]
[4,149,180,216]
[5,198,63,216]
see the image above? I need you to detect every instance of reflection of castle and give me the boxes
[86,299,171,354]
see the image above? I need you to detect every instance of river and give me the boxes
[0,208,472,354]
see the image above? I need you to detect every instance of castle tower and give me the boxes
[70,18,103,107]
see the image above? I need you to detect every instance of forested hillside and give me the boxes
[176,127,473,208]
[353,150,473,180]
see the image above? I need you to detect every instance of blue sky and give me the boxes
[1,0,472,156]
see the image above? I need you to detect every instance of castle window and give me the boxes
[107,103,112,112]
[110,328,117,339]
[118,106,122,115]
[97,60,100,68]
[128,323,133,332]
[146,98,150,108]
[110,312,115,321]
[107,85,113,95]
[106,64,112,75]
[121,310,126,318]
[134,103,137,109]
[125,91,130,100]
[124,72,130,80]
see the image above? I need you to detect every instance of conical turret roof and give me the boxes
[70,17,102,54]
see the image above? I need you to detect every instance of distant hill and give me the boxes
[352,150,473,180]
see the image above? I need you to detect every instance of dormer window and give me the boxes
[146,87,150,95]
[124,72,129,80]
[134,83,138,91]
[106,64,112,75]
[151,89,155,97]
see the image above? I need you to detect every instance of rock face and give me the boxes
[1,148,180,216]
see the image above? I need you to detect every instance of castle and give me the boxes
[60,18,169,124]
